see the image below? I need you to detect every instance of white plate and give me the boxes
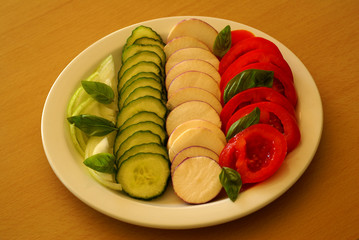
[41,16,323,229]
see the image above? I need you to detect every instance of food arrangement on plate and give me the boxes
[66,18,301,204]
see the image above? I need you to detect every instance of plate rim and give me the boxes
[41,15,323,229]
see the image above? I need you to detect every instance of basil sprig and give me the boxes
[81,81,114,104]
[83,153,116,173]
[219,167,242,202]
[223,69,274,104]
[226,107,260,141]
[67,114,117,136]
[213,25,231,58]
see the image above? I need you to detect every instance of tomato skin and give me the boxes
[220,62,297,107]
[220,87,296,131]
[219,124,287,184]
[219,37,284,75]
[231,30,255,47]
[225,102,300,152]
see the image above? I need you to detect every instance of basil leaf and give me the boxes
[67,114,117,136]
[223,69,274,104]
[226,107,260,141]
[83,153,116,173]
[81,81,114,104]
[213,25,231,58]
[219,167,242,202]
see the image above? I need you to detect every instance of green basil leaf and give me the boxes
[226,107,260,141]
[83,153,116,173]
[67,114,117,136]
[219,167,242,202]
[81,81,114,104]
[213,25,232,58]
[223,69,274,104]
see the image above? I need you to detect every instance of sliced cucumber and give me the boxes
[115,130,162,159]
[119,51,164,78]
[117,153,170,200]
[122,44,166,68]
[120,73,162,96]
[133,37,165,49]
[120,77,163,104]
[118,61,163,92]
[122,86,163,109]
[116,142,169,166]
[116,96,167,129]
[123,25,163,51]
[119,111,165,131]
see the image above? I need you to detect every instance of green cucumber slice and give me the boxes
[122,86,163,109]
[117,153,170,200]
[119,73,162,96]
[123,25,163,51]
[121,44,166,68]
[119,111,165,131]
[133,37,165,49]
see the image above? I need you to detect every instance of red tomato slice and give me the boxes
[231,30,255,47]
[220,87,296,131]
[220,62,297,107]
[225,102,300,152]
[219,124,287,184]
[219,37,283,75]
[223,49,293,80]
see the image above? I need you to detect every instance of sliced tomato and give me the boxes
[219,124,287,184]
[220,87,296,131]
[220,62,297,107]
[225,102,300,152]
[231,30,255,47]
[223,49,293,80]
[219,37,283,75]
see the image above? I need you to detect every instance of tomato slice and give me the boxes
[219,124,287,184]
[220,62,297,107]
[223,49,293,80]
[219,37,283,75]
[231,30,255,47]
[220,87,296,131]
[225,102,300,152]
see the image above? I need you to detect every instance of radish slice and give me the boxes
[172,156,222,204]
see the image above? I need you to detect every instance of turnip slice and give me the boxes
[167,71,220,100]
[166,18,218,51]
[166,101,221,135]
[168,126,225,161]
[172,156,222,204]
[167,119,226,150]
[165,47,219,74]
[167,87,222,114]
[164,36,210,59]
[171,146,219,174]
[165,59,221,90]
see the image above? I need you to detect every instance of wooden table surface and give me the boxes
[1,0,358,239]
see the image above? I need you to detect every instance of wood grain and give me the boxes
[1,0,358,239]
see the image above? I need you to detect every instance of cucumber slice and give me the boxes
[119,111,165,131]
[117,153,170,200]
[133,37,165,49]
[120,77,163,104]
[122,44,166,68]
[120,73,162,96]
[115,130,162,159]
[123,25,163,51]
[114,121,167,155]
[116,96,167,128]
[118,61,163,92]
[119,51,164,78]
[122,86,163,109]
[116,142,169,166]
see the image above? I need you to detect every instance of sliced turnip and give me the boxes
[167,119,226,150]
[166,18,218,51]
[165,59,221,90]
[172,156,223,204]
[164,36,210,59]
[171,146,219,174]
[166,101,221,136]
[167,87,222,114]
[165,47,219,74]
[168,126,225,161]
[167,71,220,100]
